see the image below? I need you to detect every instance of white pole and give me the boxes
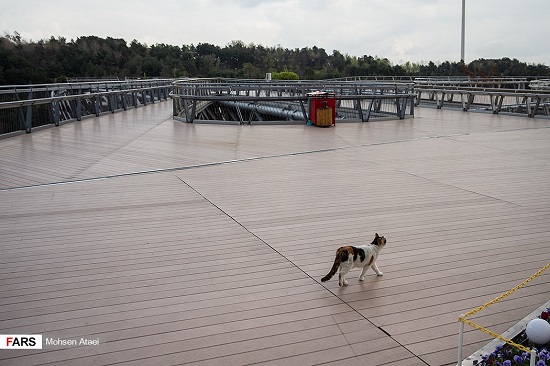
[458,319,465,366]
[461,0,465,62]
[530,348,537,366]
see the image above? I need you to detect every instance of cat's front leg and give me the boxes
[371,262,383,276]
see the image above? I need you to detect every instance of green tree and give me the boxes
[1,33,550,84]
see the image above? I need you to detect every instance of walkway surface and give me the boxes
[1,102,549,366]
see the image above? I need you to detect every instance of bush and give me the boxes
[271,71,299,80]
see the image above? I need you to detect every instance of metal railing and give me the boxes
[171,78,415,124]
[414,85,550,117]
[2,76,548,136]
[0,80,173,135]
[392,76,550,117]
[336,76,533,89]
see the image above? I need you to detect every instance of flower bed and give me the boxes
[474,309,550,366]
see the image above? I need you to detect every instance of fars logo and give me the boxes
[0,335,43,349]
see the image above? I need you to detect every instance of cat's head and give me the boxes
[372,233,386,248]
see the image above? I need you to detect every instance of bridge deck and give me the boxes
[1,103,549,366]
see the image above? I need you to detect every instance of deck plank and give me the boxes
[1,103,549,366]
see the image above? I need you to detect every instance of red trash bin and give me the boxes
[307,91,336,127]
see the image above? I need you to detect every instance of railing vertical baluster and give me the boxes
[53,100,60,126]
[457,319,464,366]
[530,348,536,366]
[25,89,33,133]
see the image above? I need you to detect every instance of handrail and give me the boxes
[414,85,550,117]
[0,79,174,94]
[0,81,173,135]
[0,88,155,108]
[2,76,547,137]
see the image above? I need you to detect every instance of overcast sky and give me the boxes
[1,0,549,65]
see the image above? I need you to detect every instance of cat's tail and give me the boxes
[321,248,349,282]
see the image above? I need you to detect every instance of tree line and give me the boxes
[1,32,549,85]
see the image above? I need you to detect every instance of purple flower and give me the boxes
[513,355,523,364]
[502,360,511,366]
[536,361,545,366]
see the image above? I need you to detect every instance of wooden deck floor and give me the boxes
[1,103,549,366]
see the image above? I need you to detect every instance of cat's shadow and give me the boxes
[332,275,384,294]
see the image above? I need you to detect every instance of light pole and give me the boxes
[460,0,465,63]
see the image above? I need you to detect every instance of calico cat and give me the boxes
[321,233,386,286]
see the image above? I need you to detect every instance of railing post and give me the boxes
[531,96,541,118]
[25,90,33,133]
[53,100,60,126]
[489,93,497,114]
[191,100,198,123]
[524,96,531,117]
[496,95,504,114]
[436,91,445,109]
[76,96,82,121]
[122,93,127,111]
[415,89,421,106]
[400,93,409,119]
[182,98,191,122]
[25,105,32,133]
[365,98,374,122]
[109,93,115,113]
[76,88,82,121]
[530,348,536,366]
[457,318,465,366]
[94,95,101,117]
[356,98,365,122]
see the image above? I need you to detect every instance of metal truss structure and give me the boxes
[171,78,415,125]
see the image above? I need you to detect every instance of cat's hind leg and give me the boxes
[359,265,369,281]
[338,262,353,286]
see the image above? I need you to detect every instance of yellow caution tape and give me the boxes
[463,262,550,318]
[458,262,550,353]
[459,316,531,353]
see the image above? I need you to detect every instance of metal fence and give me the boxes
[414,85,550,117]
[171,78,415,124]
[337,76,550,118]
[335,76,533,89]
[408,77,550,117]
[0,80,173,135]
[2,76,548,136]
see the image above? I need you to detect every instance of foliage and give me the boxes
[478,344,549,366]
[271,71,299,80]
[1,32,549,85]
